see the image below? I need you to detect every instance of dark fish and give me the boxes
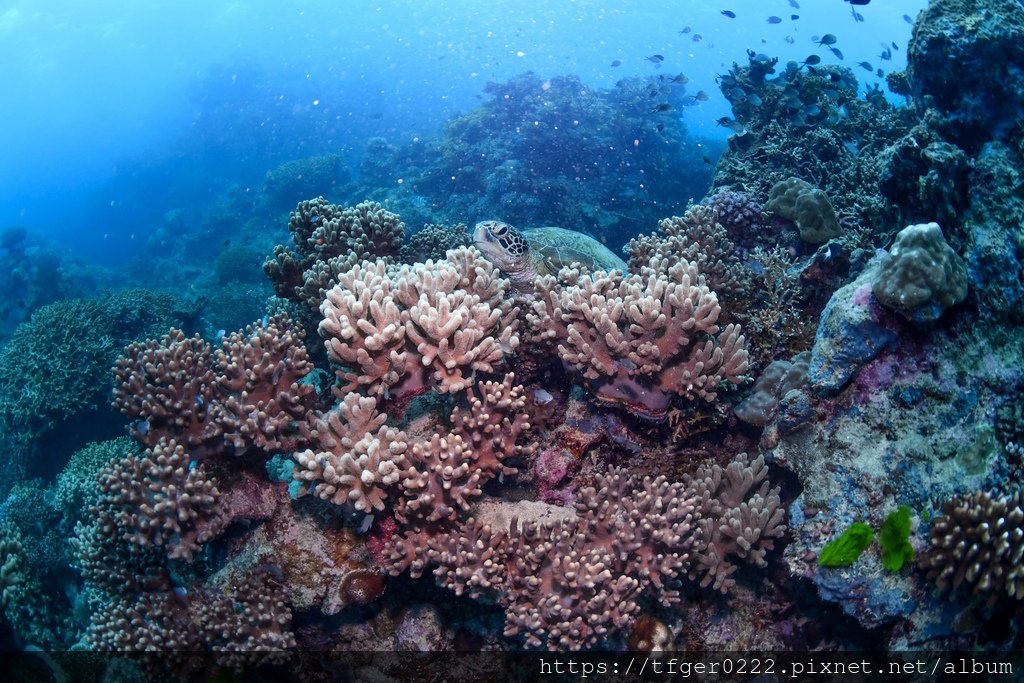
[716,116,746,132]
[679,26,692,34]
[879,47,892,61]
[746,92,763,106]
[851,8,864,22]
[721,10,736,18]
[857,61,873,71]
[610,59,622,67]
[653,103,674,113]
[785,36,795,44]
[646,54,664,62]
[789,0,800,7]
[816,33,837,46]
[876,67,885,78]
[693,90,709,101]
[802,54,821,66]
[791,14,799,20]
[828,46,845,60]
[669,73,689,84]
[846,0,870,4]
[702,154,714,164]
[656,123,665,132]
[766,16,782,24]
[692,33,702,42]
[891,41,899,50]
[903,14,912,24]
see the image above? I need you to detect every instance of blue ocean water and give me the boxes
[0,0,920,265]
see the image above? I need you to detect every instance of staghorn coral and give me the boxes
[923,489,1024,603]
[264,198,404,312]
[92,438,227,562]
[528,258,749,419]
[292,393,407,512]
[319,246,519,400]
[113,314,314,458]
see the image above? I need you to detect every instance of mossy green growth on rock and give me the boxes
[880,505,915,572]
[818,521,874,567]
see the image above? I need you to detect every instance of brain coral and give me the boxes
[872,222,969,322]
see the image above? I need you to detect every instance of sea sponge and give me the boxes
[872,222,968,322]
[766,177,842,244]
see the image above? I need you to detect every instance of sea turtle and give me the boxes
[473,220,627,297]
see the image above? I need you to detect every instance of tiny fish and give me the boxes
[721,10,736,18]
[791,14,799,20]
[876,67,885,78]
[610,59,622,67]
[789,0,800,7]
[766,16,782,24]
[702,154,714,165]
[816,33,837,46]
[828,46,845,60]
[851,8,864,22]
[534,388,554,405]
[891,41,899,50]
[669,73,689,84]
[879,47,892,61]
[846,0,870,5]
[679,26,692,34]
[653,103,674,113]
[857,61,873,71]
[903,14,912,24]
[802,54,821,66]
[692,33,702,42]
[656,123,665,132]
[646,54,664,63]
[716,116,746,132]
[785,36,795,44]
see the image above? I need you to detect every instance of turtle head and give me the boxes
[473,220,529,271]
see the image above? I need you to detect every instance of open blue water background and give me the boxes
[0,0,924,265]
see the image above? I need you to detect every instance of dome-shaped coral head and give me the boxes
[474,220,528,272]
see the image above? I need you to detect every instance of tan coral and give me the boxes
[319,246,519,399]
[528,258,748,419]
[293,393,407,512]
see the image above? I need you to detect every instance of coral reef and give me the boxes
[318,247,519,400]
[765,177,842,244]
[112,314,315,457]
[528,258,749,419]
[264,198,405,313]
[400,223,471,264]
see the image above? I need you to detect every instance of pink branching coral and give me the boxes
[92,438,227,562]
[292,393,407,513]
[528,258,749,419]
[113,314,315,458]
[319,246,520,400]
[386,453,784,649]
[686,453,786,594]
[263,198,405,312]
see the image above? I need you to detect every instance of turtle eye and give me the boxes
[489,221,508,237]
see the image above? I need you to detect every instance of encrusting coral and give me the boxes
[318,246,520,400]
[528,257,749,419]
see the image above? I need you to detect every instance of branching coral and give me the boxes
[113,314,315,458]
[92,438,227,562]
[387,453,785,649]
[0,523,25,613]
[528,258,749,419]
[293,393,407,512]
[626,205,746,295]
[923,489,1024,603]
[319,246,519,400]
[264,198,404,312]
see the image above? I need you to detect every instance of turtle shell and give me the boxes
[523,227,627,276]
